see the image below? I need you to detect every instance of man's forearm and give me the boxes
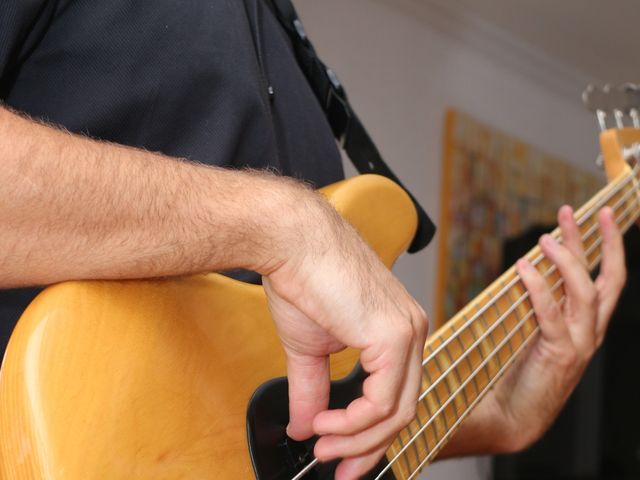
[0,106,307,288]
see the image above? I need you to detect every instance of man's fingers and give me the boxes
[315,335,423,459]
[334,444,389,480]
[558,205,587,267]
[314,321,413,436]
[539,234,596,313]
[312,358,406,437]
[286,351,331,441]
[538,233,599,353]
[517,258,572,345]
[594,207,626,341]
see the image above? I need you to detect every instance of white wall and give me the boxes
[294,0,601,478]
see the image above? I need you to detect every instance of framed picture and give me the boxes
[435,109,602,327]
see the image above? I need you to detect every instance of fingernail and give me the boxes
[563,206,575,222]
[517,258,532,270]
[541,234,557,249]
[602,206,614,219]
[285,423,291,437]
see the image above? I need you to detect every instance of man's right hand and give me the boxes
[0,106,429,480]
[262,191,429,480]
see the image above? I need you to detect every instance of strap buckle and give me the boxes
[325,68,351,146]
[292,18,310,46]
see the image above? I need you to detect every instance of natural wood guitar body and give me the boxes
[0,174,418,479]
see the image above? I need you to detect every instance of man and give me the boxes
[0,1,626,479]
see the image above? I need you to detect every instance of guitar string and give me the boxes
[418,163,639,373]
[291,458,318,480]
[291,163,640,480]
[380,176,640,478]
[416,175,639,405]
[292,188,639,480]
[402,198,640,480]
[377,181,640,480]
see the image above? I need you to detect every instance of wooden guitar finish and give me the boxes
[0,174,418,479]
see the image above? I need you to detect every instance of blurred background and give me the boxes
[294,0,640,479]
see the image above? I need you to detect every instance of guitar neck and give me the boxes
[382,163,640,480]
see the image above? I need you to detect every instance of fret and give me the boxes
[622,200,639,232]
[393,430,414,477]
[451,325,481,397]
[633,165,640,207]
[404,422,422,469]
[533,256,562,302]
[455,323,484,385]
[413,409,432,454]
[504,281,527,348]
[620,181,640,230]
[422,360,448,441]
[432,348,454,399]
[465,314,493,386]
[488,304,506,364]
[619,180,635,213]
[495,280,521,339]
[582,200,603,265]
[440,333,469,414]
[487,289,515,362]
[427,351,451,432]
[578,216,598,252]
[476,308,502,374]
[418,393,441,452]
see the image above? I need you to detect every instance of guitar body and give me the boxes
[0,175,418,480]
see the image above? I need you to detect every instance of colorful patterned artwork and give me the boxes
[435,109,603,326]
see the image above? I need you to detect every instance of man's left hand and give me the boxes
[440,205,626,456]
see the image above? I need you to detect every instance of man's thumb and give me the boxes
[285,351,331,441]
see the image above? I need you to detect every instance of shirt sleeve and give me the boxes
[0,0,55,94]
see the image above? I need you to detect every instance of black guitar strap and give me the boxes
[269,0,436,253]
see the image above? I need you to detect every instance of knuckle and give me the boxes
[527,275,546,296]
[579,337,597,361]
[399,404,417,426]
[413,308,429,339]
[376,401,395,419]
[395,321,414,344]
[619,268,628,290]
[416,304,428,323]
[542,301,561,320]
[582,285,598,309]
[561,345,579,369]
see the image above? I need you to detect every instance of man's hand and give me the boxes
[263,193,429,480]
[0,107,429,480]
[440,205,626,457]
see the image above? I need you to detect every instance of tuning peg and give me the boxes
[603,84,628,129]
[582,84,604,112]
[621,83,640,127]
[582,84,609,131]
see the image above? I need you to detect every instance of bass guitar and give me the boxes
[1,88,639,479]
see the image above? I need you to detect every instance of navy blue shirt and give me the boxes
[0,0,344,353]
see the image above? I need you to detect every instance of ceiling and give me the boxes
[417,0,640,86]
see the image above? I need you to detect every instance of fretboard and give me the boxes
[381,163,640,480]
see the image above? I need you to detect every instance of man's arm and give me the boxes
[0,106,428,480]
[0,106,301,286]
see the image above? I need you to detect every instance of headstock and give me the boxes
[583,83,640,182]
